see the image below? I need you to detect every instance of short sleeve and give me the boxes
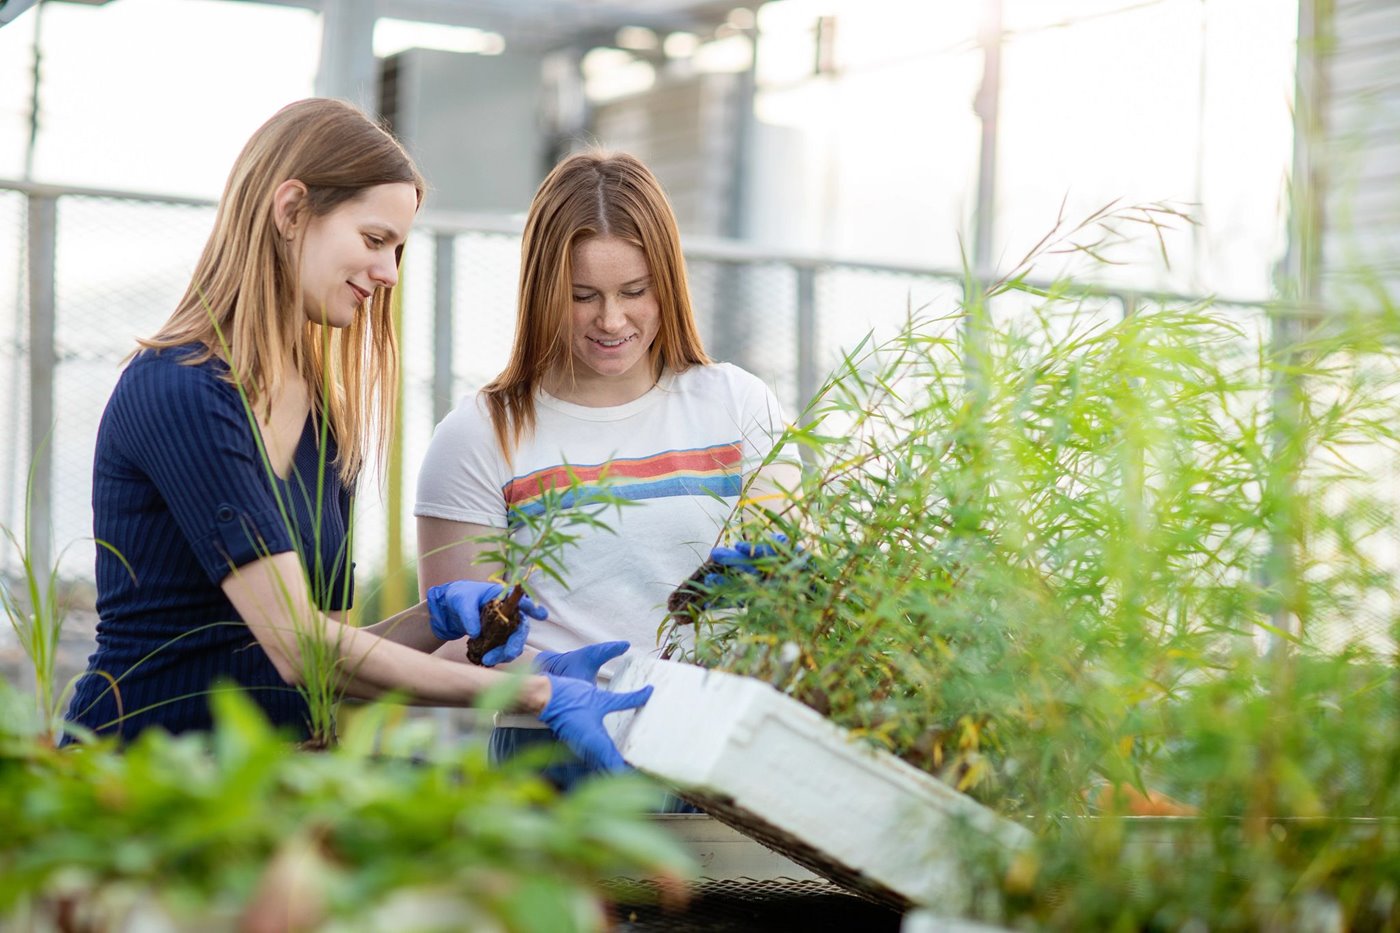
[109,353,296,584]
[731,368,801,474]
[414,394,512,528]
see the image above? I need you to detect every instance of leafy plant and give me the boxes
[996,649,1399,930]
[0,687,695,930]
[668,206,1400,926]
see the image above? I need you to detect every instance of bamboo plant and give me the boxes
[666,206,1400,926]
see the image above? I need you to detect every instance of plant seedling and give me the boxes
[467,468,631,665]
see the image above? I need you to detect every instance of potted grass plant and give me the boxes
[609,205,1400,927]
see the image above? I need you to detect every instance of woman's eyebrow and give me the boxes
[572,276,652,288]
[365,222,406,244]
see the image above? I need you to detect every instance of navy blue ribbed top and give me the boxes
[64,345,354,742]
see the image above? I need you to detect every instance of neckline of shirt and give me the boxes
[149,347,327,484]
[536,369,678,421]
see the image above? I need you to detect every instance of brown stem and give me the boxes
[502,582,524,616]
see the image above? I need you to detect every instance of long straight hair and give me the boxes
[482,151,710,456]
[142,98,424,484]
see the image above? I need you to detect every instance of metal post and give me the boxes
[972,0,1003,289]
[965,0,1003,397]
[26,192,56,590]
[432,232,456,427]
[2,0,44,572]
[22,0,42,181]
[383,263,411,616]
[795,264,818,417]
[713,25,762,372]
[1263,0,1329,654]
[431,231,458,744]
[794,263,818,468]
[727,28,759,244]
[315,0,379,116]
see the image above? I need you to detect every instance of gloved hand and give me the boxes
[537,675,653,773]
[425,580,548,667]
[533,640,630,682]
[704,534,802,587]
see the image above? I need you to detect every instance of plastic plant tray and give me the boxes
[606,657,1032,911]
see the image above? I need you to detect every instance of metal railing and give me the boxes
[0,177,1280,600]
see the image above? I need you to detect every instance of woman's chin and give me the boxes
[304,302,358,329]
[583,357,646,381]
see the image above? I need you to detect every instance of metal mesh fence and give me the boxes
[450,231,521,393]
[688,259,800,408]
[1,180,1392,655]
[1299,341,1400,654]
[816,266,965,368]
[48,196,215,575]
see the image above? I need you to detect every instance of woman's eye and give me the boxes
[572,293,594,303]
[622,288,646,299]
[364,234,384,248]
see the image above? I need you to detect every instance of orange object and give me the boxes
[1095,782,1197,817]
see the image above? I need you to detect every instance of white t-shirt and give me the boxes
[415,363,794,688]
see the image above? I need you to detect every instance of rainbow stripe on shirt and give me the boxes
[503,441,744,522]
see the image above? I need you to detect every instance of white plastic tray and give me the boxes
[606,657,1032,910]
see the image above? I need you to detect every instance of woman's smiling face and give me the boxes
[293,181,417,328]
[560,234,662,404]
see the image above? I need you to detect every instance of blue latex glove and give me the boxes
[704,534,801,587]
[538,675,653,773]
[533,640,630,682]
[425,580,548,667]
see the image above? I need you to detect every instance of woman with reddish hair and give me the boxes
[417,151,798,786]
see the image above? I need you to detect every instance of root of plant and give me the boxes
[466,583,526,666]
[666,559,726,624]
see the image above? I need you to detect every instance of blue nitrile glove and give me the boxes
[425,580,548,667]
[704,534,802,587]
[537,675,653,773]
[533,640,630,682]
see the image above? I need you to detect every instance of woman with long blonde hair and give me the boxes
[416,151,798,786]
[64,100,647,769]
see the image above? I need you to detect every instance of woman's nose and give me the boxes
[596,296,625,331]
[370,259,399,288]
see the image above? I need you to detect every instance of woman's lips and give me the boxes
[589,335,635,348]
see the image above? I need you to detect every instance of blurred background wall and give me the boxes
[0,0,1395,647]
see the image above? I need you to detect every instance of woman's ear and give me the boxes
[272,179,309,240]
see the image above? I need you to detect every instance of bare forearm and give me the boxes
[224,552,551,715]
[360,600,442,653]
[320,623,546,712]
